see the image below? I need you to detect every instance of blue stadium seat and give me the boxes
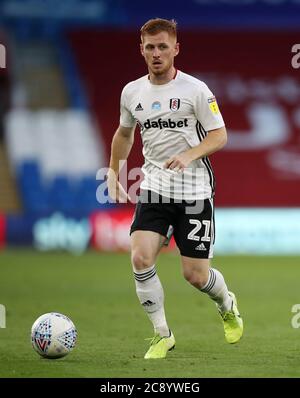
[22,187,51,215]
[48,176,77,214]
[17,161,41,188]
[75,176,113,213]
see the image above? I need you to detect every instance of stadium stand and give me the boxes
[5,109,107,216]
[1,26,110,217]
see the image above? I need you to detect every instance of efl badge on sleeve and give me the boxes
[170,98,181,112]
[152,101,161,110]
[208,96,219,114]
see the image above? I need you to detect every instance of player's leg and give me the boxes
[130,192,176,358]
[131,230,169,337]
[131,230,175,358]
[180,256,243,343]
[174,198,243,344]
[181,256,232,313]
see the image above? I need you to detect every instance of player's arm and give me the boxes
[164,126,227,172]
[107,124,136,202]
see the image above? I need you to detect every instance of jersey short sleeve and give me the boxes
[195,82,225,132]
[119,86,136,128]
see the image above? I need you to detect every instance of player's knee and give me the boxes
[131,250,153,270]
[183,269,208,289]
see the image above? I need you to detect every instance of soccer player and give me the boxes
[107,18,243,359]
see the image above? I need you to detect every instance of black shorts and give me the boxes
[130,190,215,259]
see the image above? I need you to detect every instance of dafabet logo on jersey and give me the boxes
[208,96,219,114]
[143,118,188,130]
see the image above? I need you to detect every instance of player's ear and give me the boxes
[140,43,144,56]
[174,42,180,57]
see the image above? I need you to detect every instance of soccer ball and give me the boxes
[31,312,77,359]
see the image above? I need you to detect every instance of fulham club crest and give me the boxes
[170,98,180,112]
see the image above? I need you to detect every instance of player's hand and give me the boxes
[106,171,132,203]
[164,151,193,172]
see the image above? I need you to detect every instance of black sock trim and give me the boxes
[201,269,216,293]
[134,268,156,282]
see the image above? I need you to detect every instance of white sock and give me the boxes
[133,265,170,337]
[201,268,232,313]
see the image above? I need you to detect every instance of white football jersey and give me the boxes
[120,70,225,200]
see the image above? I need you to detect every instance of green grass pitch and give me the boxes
[0,249,300,378]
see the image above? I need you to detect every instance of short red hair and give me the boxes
[140,18,177,41]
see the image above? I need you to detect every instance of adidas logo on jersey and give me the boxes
[143,118,188,130]
[135,103,144,111]
[195,243,207,251]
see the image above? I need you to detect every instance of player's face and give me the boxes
[140,32,179,76]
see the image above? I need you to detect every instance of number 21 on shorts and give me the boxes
[187,220,211,242]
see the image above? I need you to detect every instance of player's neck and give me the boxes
[148,66,177,85]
